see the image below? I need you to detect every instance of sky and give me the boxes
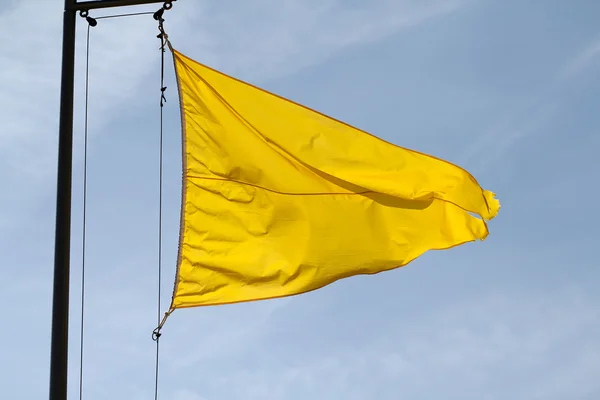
[1,0,599,399]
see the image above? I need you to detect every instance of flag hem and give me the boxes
[167,42,188,312]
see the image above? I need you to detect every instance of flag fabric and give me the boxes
[167,46,500,310]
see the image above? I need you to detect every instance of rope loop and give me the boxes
[152,310,172,342]
[79,9,97,27]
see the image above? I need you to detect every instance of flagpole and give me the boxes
[50,1,170,400]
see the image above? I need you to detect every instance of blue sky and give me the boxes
[1,0,599,399]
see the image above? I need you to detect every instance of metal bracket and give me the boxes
[68,0,172,11]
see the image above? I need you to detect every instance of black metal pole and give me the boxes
[49,1,76,399]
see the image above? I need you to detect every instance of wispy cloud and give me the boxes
[461,32,600,173]
[460,91,561,172]
[562,34,600,78]
[0,2,190,165]
[0,1,196,231]
[159,287,599,399]
[181,0,471,81]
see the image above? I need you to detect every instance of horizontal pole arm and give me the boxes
[70,0,167,11]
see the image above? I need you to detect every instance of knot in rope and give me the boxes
[155,2,172,107]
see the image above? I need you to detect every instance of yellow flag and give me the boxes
[168,47,499,309]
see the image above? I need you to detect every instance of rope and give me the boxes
[78,19,94,400]
[152,3,174,399]
[96,11,155,20]
[154,30,165,400]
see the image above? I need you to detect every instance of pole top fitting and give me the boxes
[153,0,175,20]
